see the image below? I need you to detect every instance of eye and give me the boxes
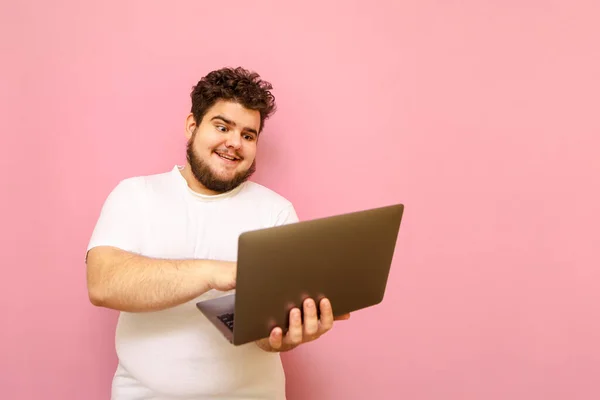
[243,134,256,141]
[215,125,228,132]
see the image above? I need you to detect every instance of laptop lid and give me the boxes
[230,203,404,345]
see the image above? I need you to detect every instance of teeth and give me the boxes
[218,153,237,161]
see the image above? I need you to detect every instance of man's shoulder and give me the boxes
[112,168,178,194]
[239,181,298,225]
[241,181,293,207]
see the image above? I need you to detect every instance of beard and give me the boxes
[186,139,256,194]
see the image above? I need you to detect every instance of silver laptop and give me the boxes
[196,203,404,346]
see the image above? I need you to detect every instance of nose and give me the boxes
[225,131,242,149]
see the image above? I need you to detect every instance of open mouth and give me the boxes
[214,151,241,163]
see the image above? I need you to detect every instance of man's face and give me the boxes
[185,100,260,194]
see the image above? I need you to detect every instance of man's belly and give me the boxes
[111,303,286,399]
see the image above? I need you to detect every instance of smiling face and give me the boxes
[183,100,260,195]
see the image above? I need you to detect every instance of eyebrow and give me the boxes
[211,115,258,136]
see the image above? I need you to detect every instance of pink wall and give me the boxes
[1,1,599,399]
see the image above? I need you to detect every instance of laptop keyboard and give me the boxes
[217,313,234,331]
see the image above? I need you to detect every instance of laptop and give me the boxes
[196,203,404,346]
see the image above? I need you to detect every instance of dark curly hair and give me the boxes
[190,67,276,134]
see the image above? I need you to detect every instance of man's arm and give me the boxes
[86,245,236,313]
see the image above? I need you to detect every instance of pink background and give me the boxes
[1,1,599,399]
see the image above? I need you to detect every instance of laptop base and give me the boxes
[196,294,236,343]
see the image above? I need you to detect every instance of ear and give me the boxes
[185,113,197,140]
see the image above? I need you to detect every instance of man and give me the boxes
[86,67,349,399]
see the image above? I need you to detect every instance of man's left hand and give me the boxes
[255,297,350,352]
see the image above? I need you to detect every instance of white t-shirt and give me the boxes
[87,165,299,400]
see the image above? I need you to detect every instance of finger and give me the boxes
[318,298,335,333]
[334,313,351,321]
[285,308,304,346]
[268,327,283,350]
[303,298,319,337]
[225,269,236,290]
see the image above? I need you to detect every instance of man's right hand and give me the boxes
[207,261,237,291]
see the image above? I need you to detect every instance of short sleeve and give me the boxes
[86,178,145,258]
[274,203,299,226]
